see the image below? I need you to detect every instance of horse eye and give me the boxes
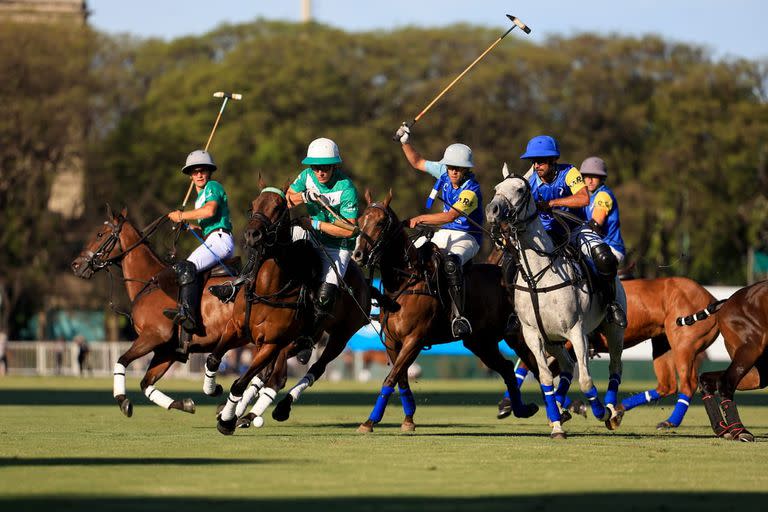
[97,233,103,238]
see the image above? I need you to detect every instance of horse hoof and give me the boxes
[212,384,223,397]
[497,398,512,419]
[357,422,374,433]
[181,398,196,414]
[401,420,416,432]
[737,431,755,442]
[550,431,567,440]
[237,413,255,429]
[568,399,588,418]
[560,410,573,424]
[217,417,237,436]
[514,403,539,419]
[272,395,293,422]
[656,420,675,430]
[119,399,133,418]
[605,406,624,430]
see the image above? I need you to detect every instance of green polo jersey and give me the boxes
[194,180,232,237]
[290,168,359,250]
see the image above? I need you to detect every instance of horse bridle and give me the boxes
[495,174,538,228]
[357,202,400,269]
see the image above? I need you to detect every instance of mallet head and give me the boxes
[213,91,243,100]
[506,15,532,34]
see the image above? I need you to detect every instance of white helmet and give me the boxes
[440,143,474,168]
[182,150,217,175]
[302,137,342,165]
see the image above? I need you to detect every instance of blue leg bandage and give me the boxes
[605,373,621,406]
[541,384,560,423]
[555,372,573,409]
[398,385,416,417]
[515,367,529,389]
[584,386,606,419]
[666,393,691,426]
[621,389,661,411]
[369,385,395,423]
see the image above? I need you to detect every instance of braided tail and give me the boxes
[676,299,727,327]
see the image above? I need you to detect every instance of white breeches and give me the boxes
[414,229,480,265]
[292,226,351,286]
[187,232,235,271]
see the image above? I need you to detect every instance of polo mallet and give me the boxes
[393,14,531,140]
[180,91,243,208]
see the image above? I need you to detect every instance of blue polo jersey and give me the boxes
[424,161,484,244]
[528,164,586,235]
[586,184,626,255]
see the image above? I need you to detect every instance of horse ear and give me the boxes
[502,162,510,179]
[282,179,291,194]
[105,203,114,219]
[120,206,128,219]
[364,188,373,205]
[384,188,393,207]
[258,173,267,191]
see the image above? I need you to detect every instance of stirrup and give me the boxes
[163,308,181,323]
[451,317,472,338]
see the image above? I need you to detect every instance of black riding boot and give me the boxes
[163,261,200,333]
[296,282,338,364]
[210,251,257,303]
[590,244,627,328]
[444,255,472,338]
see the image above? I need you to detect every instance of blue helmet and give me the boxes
[520,135,560,160]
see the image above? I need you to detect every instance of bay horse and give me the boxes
[210,185,371,435]
[485,171,625,438]
[501,276,719,429]
[677,280,768,442]
[70,205,270,416]
[351,190,538,434]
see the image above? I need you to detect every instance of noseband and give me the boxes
[495,174,538,227]
[83,218,126,271]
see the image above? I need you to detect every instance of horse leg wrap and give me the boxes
[605,373,621,407]
[719,399,748,438]
[554,372,573,409]
[665,393,691,426]
[220,392,242,422]
[584,386,606,420]
[621,389,660,411]
[236,377,265,417]
[251,387,277,416]
[144,385,174,409]
[399,386,416,417]
[701,394,726,435]
[289,374,316,401]
[515,367,529,389]
[541,384,561,423]
[113,363,127,398]
[369,385,395,423]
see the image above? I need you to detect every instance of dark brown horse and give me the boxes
[211,185,371,435]
[70,206,278,416]
[501,276,719,428]
[678,280,768,442]
[351,191,538,433]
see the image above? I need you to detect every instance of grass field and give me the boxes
[1,376,767,511]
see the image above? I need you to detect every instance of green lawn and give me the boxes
[0,376,766,511]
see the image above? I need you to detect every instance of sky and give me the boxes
[87,0,768,61]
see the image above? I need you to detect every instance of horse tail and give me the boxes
[675,299,727,327]
[370,287,400,313]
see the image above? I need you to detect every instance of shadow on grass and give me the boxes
[0,457,287,467]
[4,388,768,408]
[0,493,764,512]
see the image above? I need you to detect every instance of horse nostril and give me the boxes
[353,250,362,261]
[491,204,499,215]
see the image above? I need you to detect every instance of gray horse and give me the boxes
[486,167,626,438]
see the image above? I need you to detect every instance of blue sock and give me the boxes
[398,385,416,417]
[515,367,529,389]
[369,385,395,423]
[605,373,621,406]
[621,389,661,411]
[584,386,606,419]
[562,395,573,409]
[666,393,691,426]
[541,384,560,423]
[555,372,573,408]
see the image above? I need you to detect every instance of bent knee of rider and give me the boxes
[591,243,618,278]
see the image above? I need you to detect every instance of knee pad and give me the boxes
[172,261,198,285]
[317,282,338,308]
[443,255,462,286]
[590,244,617,279]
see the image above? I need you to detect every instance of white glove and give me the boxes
[302,190,322,204]
[395,123,411,145]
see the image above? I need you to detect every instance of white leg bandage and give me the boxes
[289,374,316,401]
[236,377,264,417]
[144,385,174,409]
[113,363,126,398]
[203,367,218,395]
[251,387,278,416]
[220,392,242,421]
